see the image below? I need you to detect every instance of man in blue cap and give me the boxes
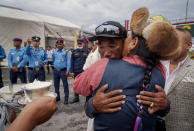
[8,38,27,84]
[26,36,48,83]
[0,45,6,88]
[70,38,89,103]
[52,38,71,104]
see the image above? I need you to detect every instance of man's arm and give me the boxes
[73,58,109,96]
[70,52,74,73]
[0,46,6,60]
[66,52,71,73]
[84,84,126,118]
[25,45,31,56]
[17,54,27,68]
[43,50,48,64]
[8,51,12,68]
[6,97,57,131]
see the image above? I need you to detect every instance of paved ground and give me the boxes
[34,77,88,131]
[2,67,88,131]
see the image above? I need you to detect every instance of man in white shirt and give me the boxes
[46,46,54,74]
[137,28,194,131]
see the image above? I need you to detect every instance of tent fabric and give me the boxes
[0,6,80,65]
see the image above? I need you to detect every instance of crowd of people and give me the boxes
[0,35,90,104]
[2,7,194,131]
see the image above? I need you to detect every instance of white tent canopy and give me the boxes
[0,6,81,58]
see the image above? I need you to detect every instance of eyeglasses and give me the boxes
[95,24,121,36]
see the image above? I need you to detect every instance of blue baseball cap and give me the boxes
[77,38,84,44]
[32,36,41,42]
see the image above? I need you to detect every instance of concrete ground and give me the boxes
[34,77,88,131]
[2,67,88,131]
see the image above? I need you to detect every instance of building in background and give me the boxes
[0,5,81,65]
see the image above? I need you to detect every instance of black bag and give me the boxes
[155,117,166,131]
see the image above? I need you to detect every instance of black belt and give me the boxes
[28,67,44,71]
[54,68,66,71]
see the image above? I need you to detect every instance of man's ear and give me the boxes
[129,37,138,51]
[187,41,192,49]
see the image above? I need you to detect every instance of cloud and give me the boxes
[0,0,194,32]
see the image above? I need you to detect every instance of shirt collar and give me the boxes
[14,47,22,51]
[161,55,188,72]
[57,49,64,52]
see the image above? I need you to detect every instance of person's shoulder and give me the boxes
[10,48,15,52]
[20,47,26,51]
[85,58,109,71]
[53,50,57,54]
[83,49,89,53]
[187,60,194,73]
[72,49,78,53]
[0,45,3,50]
[62,50,68,54]
[40,48,46,52]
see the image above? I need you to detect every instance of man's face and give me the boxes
[32,41,40,48]
[174,30,192,60]
[47,46,51,50]
[77,43,83,48]
[13,41,22,47]
[98,37,123,59]
[57,43,64,50]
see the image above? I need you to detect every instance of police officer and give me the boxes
[8,38,27,84]
[70,38,89,103]
[52,39,71,104]
[0,45,6,88]
[26,36,48,83]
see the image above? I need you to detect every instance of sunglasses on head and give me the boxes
[95,24,121,36]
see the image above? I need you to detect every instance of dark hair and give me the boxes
[131,32,159,86]
[176,27,192,42]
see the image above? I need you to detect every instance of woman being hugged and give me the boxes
[74,7,180,131]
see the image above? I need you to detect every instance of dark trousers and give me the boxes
[54,69,69,101]
[28,69,45,83]
[10,68,27,84]
[73,72,82,100]
[0,68,3,88]
[47,61,53,74]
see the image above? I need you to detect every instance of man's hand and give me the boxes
[92,84,126,113]
[71,73,74,78]
[12,67,18,72]
[136,85,168,115]
[40,62,45,66]
[27,38,31,45]
[65,72,69,77]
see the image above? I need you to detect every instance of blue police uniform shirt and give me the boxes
[8,48,27,68]
[26,45,48,68]
[0,45,6,60]
[52,49,71,72]
[71,48,89,73]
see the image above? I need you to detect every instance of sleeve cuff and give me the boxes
[84,97,98,118]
